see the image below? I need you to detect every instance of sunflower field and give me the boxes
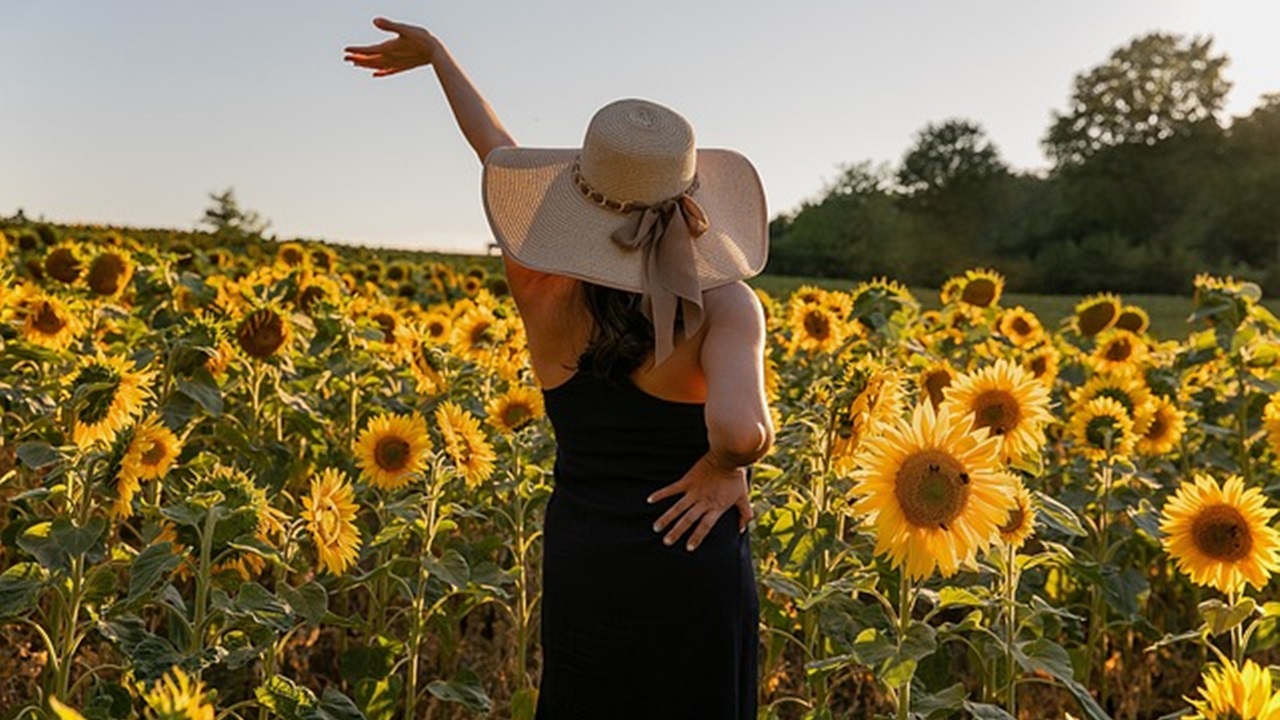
[3,223,1280,720]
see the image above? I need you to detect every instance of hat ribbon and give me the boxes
[598,177,710,367]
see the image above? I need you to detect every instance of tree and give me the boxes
[199,187,271,239]
[897,119,1008,197]
[1044,32,1231,166]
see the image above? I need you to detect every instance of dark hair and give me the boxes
[574,281,682,384]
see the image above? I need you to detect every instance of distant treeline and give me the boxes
[766,32,1280,295]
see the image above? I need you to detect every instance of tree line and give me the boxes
[766,32,1280,295]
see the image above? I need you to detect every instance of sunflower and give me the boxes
[70,354,153,449]
[112,416,182,518]
[1160,473,1280,594]
[952,268,1005,309]
[1114,305,1151,334]
[310,246,337,272]
[918,361,956,408]
[451,305,505,361]
[44,244,84,284]
[85,249,134,297]
[295,274,341,314]
[420,310,452,344]
[235,306,292,360]
[19,294,81,351]
[1073,293,1122,337]
[1069,372,1155,436]
[275,242,307,268]
[997,306,1044,348]
[143,666,216,720]
[354,412,432,490]
[1088,329,1149,376]
[942,359,1053,461]
[1137,396,1188,456]
[301,468,362,576]
[486,385,545,433]
[1024,345,1061,387]
[997,479,1035,549]
[1267,395,1280,458]
[1186,659,1280,720]
[407,339,447,396]
[436,401,497,488]
[832,367,905,474]
[1066,396,1137,462]
[849,400,1014,580]
[786,296,850,356]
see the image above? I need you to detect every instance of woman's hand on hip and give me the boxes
[648,454,754,552]
[344,17,437,78]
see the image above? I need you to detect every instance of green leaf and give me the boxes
[912,682,965,717]
[234,582,293,632]
[425,668,492,713]
[280,582,328,626]
[511,687,538,720]
[1033,491,1086,537]
[1200,597,1257,636]
[423,549,470,590]
[256,676,317,720]
[176,373,223,416]
[935,587,990,609]
[0,562,46,617]
[963,702,1016,720]
[352,676,402,720]
[16,441,62,470]
[127,543,181,603]
[852,628,895,667]
[315,687,367,720]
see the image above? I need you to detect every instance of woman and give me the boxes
[345,18,774,719]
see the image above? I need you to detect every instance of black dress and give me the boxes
[534,369,760,719]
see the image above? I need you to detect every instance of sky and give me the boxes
[2,2,1278,254]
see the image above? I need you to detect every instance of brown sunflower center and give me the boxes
[427,321,447,339]
[999,502,1028,535]
[45,248,82,283]
[1077,302,1117,337]
[1104,338,1133,362]
[1145,412,1168,441]
[923,371,952,407]
[1095,389,1135,415]
[803,310,831,340]
[1010,316,1032,336]
[1029,356,1048,378]
[236,309,286,359]
[1115,311,1145,333]
[1190,503,1253,562]
[961,279,997,308]
[87,253,128,296]
[32,301,67,335]
[972,389,1021,436]
[141,440,168,466]
[469,320,495,348]
[502,403,533,430]
[894,449,971,529]
[372,312,397,343]
[280,247,304,266]
[298,285,326,313]
[374,436,412,472]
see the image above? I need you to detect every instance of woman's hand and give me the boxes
[648,454,754,552]
[344,17,438,78]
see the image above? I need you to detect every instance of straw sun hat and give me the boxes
[481,98,768,367]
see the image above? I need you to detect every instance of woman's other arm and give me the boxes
[344,18,557,299]
[701,281,775,470]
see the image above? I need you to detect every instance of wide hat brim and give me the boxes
[482,146,768,293]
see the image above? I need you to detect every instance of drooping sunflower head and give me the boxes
[997,306,1044,348]
[1073,293,1122,337]
[486,384,545,434]
[20,293,81,351]
[1186,659,1280,720]
[941,359,1053,461]
[143,666,216,720]
[436,401,497,488]
[451,305,504,361]
[85,249,135,297]
[1024,346,1061,387]
[294,274,341,315]
[44,243,84,284]
[354,412,433,490]
[112,415,182,518]
[850,401,1014,580]
[831,366,905,473]
[997,479,1036,549]
[301,467,362,576]
[1137,396,1188,457]
[235,306,292,361]
[1114,305,1151,334]
[1193,274,1260,326]
[1160,473,1280,594]
[69,354,154,449]
[918,361,956,408]
[849,277,919,331]
[1066,396,1137,462]
[1069,372,1155,436]
[366,304,406,346]
[1088,329,1149,376]
[276,242,307,268]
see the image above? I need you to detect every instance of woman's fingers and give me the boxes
[653,493,694,532]
[343,42,390,55]
[345,54,384,68]
[372,17,408,33]
[662,504,705,548]
[685,508,724,551]
[373,67,410,78]
[647,479,685,505]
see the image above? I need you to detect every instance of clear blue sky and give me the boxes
[2,2,1277,253]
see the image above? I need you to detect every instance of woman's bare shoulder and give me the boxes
[702,280,765,327]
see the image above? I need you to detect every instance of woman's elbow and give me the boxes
[709,416,775,466]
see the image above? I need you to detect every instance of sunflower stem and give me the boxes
[896,571,913,720]
[1229,588,1243,666]
[1003,542,1019,717]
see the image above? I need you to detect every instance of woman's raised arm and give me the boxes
[344,17,514,163]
